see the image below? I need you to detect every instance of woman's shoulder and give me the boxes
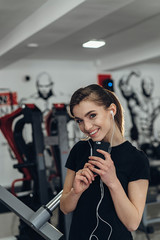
[66,140,90,171]
[125,142,150,181]
[124,141,149,169]
[127,141,148,159]
[70,140,90,152]
[113,140,149,162]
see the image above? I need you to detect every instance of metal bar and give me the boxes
[142,202,160,227]
[29,190,63,229]
[0,185,63,240]
[144,218,160,225]
[46,190,63,212]
[31,110,49,205]
[57,114,72,239]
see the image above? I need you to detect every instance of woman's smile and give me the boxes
[88,128,99,137]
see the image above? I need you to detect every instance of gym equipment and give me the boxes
[45,104,72,239]
[0,185,63,240]
[0,103,71,239]
[0,104,50,202]
[140,160,160,238]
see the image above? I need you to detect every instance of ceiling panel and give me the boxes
[0,0,160,69]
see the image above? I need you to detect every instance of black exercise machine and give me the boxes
[0,103,71,239]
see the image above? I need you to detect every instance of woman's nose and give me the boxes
[84,120,92,131]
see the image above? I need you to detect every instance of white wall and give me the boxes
[0,59,97,100]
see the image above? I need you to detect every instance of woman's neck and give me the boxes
[111,124,125,147]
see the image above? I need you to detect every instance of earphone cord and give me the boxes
[108,115,115,154]
[89,118,115,240]
[89,179,113,240]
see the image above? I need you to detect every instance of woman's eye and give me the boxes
[76,119,82,124]
[90,114,96,119]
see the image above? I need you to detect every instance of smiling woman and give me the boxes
[69,84,124,139]
[60,84,150,240]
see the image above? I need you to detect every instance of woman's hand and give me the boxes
[73,165,95,194]
[88,149,118,188]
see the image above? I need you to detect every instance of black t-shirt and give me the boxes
[65,140,150,240]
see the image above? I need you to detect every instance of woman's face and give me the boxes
[73,100,113,142]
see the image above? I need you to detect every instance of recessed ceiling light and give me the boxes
[82,40,106,49]
[27,43,39,48]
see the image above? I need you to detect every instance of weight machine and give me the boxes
[0,103,71,239]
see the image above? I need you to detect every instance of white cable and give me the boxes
[89,179,113,240]
[88,117,115,240]
[108,115,115,154]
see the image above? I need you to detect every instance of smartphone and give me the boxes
[92,141,110,159]
[91,141,110,172]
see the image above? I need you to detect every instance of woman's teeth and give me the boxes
[90,129,98,136]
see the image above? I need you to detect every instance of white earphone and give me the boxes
[110,110,114,118]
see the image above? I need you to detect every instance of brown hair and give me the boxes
[69,84,124,136]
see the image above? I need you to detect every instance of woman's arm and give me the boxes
[109,179,149,231]
[60,169,81,214]
[60,167,95,215]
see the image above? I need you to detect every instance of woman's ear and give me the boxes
[109,103,116,117]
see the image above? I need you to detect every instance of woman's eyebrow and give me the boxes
[84,110,95,117]
[74,116,82,121]
[74,110,96,120]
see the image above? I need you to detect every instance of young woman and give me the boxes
[60,84,150,240]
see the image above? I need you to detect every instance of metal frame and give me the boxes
[142,160,160,230]
[46,106,72,239]
[0,185,63,240]
[142,201,160,227]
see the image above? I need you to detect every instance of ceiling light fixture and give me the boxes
[27,43,39,48]
[82,40,106,49]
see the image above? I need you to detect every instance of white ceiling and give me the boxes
[0,0,160,70]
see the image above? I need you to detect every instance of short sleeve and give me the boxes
[129,151,150,182]
[65,140,90,172]
[65,143,78,171]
